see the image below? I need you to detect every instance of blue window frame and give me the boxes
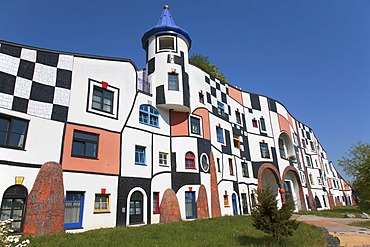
[216,126,224,143]
[168,73,179,91]
[135,145,146,165]
[139,104,159,127]
[185,192,196,219]
[64,192,84,229]
[217,101,225,116]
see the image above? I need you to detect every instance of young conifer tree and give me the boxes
[251,185,299,241]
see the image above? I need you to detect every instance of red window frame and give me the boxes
[185,151,196,169]
[153,192,160,214]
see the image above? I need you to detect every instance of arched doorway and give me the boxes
[129,191,144,224]
[0,185,28,232]
[232,194,238,215]
[284,171,303,211]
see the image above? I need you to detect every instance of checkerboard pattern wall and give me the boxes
[0,42,73,122]
[204,75,230,118]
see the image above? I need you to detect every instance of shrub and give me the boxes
[251,185,299,241]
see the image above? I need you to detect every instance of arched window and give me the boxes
[0,185,28,232]
[139,104,159,127]
[185,152,196,169]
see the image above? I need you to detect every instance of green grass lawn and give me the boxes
[349,221,370,229]
[297,206,370,218]
[28,216,325,247]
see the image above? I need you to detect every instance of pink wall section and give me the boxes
[228,86,243,105]
[278,114,292,139]
[193,108,211,140]
[170,111,189,136]
[62,124,120,175]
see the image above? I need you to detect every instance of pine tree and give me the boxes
[251,185,299,241]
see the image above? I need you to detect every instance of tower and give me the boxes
[141,5,192,112]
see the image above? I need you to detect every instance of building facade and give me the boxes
[0,6,353,233]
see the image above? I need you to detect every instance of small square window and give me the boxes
[260,142,270,158]
[216,126,224,143]
[65,192,84,229]
[217,102,225,117]
[233,134,241,149]
[0,115,28,150]
[159,152,168,166]
[135,145,146,165]
[72,130,98,159]
[92,86,114,113]
[158,36,175,51]
[94,194,110,213]
[252,119,258,128]
[168,73,179,91]
[199,92,204,104]
[260,117,266,131]
[190,116,201,135]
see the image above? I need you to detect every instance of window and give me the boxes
[199,92,204,104]
[306,156,312,167]
[233,134,241,149]
[190,116,201,135]
[309,174,314,185]
[92,86,113,113]
[242,162,249,177]
[310,141,315,152]
[252,118,258,128]
[200,153,209,172]
[185,151,196,169]
[315,160,318,167]
[228,158,234,176]
[135,146,146,165]
[129,191,143,224]
[301,139,306,148]
[139,104,159,127]
[0,116,28,149]
[153,192,160,214]
[260,142,270,158]
[0,185,28,232]
[235,111,241,124]
[72,131,98,159]
[260,117,266,131]
[65,192,84,229]
[224,195,230,207]
[185,192,196,219]
[94,194,110,213]
[217,101,225,117]
[159,152,168,166]
[279,138,286,159]
[216,126,224,143]
[168,73,179,91]
[217,158,221,172]
[158,36,175,51]
[317,177,322,185]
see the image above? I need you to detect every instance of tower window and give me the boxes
[158,36,175,51]
[168,73,179,91]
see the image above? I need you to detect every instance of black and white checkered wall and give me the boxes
[204,75,230,119]
[0,42,73,122]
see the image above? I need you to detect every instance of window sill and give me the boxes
[0,145,26,151]
[139,122,159,128]
[71,155,99,160]
[93,211,111,214]
[64,226,83,230]
[135,163,147,166]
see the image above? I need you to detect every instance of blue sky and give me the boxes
[1,1,369,181]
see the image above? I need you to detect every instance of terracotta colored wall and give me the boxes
[62,123,120,175]
[193,108,211,140]
[228,86,243,105]
[278,114,292,139]
[170,111,189,136]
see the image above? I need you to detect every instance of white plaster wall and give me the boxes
[152,135,171,175]
[121,128,152,179]
[276,102,288,119]
[248,134,274,163]
[63,172,118,232]
[68,57,136,132]
[241,92,252,109]
[172,137,198,173]
[0,108,64,165]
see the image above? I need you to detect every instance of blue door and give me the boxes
[232,194,238,215]
[185,192,196,219]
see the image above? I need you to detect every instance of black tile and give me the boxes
[56,69,72,89]
[30,82,54,103]
[0,72,16,95]
[205,76,210,84]
[221,92,227,103]
[12,97,28,113]
[36,50,59,67]
[216,82,220,90]
[0,44,21,58]
[211,86,216,97]
[51,104,68,122]
[250,93,261,110]
[17,60,35,80]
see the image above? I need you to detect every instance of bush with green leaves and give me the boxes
[189,54,228,84]
[0,219,30,247]
[251,185,299,241]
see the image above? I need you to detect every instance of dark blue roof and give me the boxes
[141,5,192,49]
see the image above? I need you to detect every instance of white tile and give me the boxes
[0,53,20,76]
[14,77,32,99]
[27,100,53,119]
[20,48,37,62]
[53,87,70,106]
[57,54,74,70]
[33,63,57,86]
[0,93,13,109]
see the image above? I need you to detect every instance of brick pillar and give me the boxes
[23,162,65,236]
[209,152,221,217]
[160,188,181,223]
[196,184,210,219]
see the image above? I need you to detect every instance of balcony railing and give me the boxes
[138,78,151,94]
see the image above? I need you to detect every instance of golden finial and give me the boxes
[164,5,169,9]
